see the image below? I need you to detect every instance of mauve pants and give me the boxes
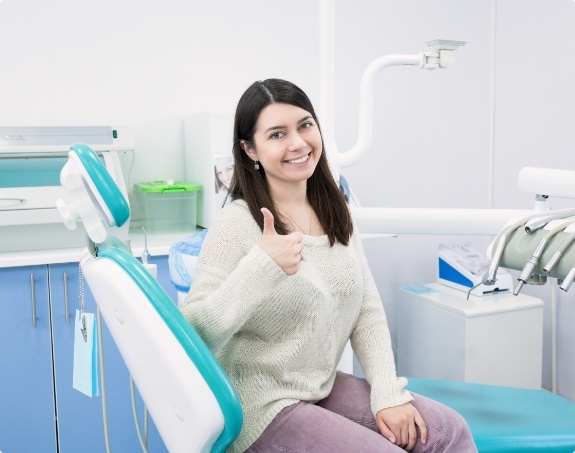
[245,372,478,453]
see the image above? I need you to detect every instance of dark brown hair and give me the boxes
[228,78,352,246]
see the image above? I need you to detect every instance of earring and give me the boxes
[254,160,260,170]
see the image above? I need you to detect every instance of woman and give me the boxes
[181,79,477,452]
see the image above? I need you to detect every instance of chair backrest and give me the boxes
[60,143,242,453]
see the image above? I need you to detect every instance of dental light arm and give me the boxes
[335,39,467,170]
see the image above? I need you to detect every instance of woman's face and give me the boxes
[242,102,322,193]
[215,161,234,189]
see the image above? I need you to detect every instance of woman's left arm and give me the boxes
[348,230,412,409]
[347,231,424,447]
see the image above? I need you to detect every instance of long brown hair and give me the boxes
[228,78,352,246]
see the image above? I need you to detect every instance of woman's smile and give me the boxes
[284,153,311,165]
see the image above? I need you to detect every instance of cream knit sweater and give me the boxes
[181,200,412,452]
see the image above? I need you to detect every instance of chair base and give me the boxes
[407,378,575,453]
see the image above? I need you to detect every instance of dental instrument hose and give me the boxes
[131,376,149,452]
[97,307,150,453]
[523,208,575,234]
[514,220,573,295]
[542,224,575,274]
[97,308,112,453]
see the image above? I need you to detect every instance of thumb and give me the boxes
[261,208,277,236]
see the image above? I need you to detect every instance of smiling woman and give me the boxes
[180,78,478,453]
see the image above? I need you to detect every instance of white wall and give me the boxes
[2,0,574,400]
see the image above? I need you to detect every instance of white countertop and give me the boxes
[0,227,201,268]
[399,282,543,317]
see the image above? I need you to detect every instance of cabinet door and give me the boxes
[0,265,57,453]
[50,262,168,452]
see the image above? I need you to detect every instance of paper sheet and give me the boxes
[72,309,99,397]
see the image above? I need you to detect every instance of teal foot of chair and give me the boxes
[407,378,575,453]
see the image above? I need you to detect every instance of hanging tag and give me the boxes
[72,309,100,397]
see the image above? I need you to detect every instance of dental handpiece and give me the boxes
[514,220,573,295]
[514,238,548,296]
[483,232,508,286]
[560,266,575,292]
[542,226,575,274]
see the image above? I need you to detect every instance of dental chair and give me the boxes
[58,143,242,453]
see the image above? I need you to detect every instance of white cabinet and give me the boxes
[397,283,544,389]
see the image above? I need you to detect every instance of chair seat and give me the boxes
[406,378,575,453]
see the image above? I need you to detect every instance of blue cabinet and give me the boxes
[1,259,175,452]
[0,265,57,453]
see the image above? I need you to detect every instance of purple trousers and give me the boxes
[246,372,477,452]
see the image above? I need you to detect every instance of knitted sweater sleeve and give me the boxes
[348,231,413,415]
[180,202,286,353]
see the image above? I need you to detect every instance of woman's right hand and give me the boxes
[259,208,303,275]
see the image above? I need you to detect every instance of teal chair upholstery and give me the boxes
[407,378,575,453]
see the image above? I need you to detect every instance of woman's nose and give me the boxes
[286,132,307,151]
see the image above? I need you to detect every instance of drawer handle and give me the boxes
[64,271,70,324]
[0,198,26,209]
[30,273,37,328]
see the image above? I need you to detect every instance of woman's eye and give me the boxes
[300,121,313,130]
[270,131,284,139]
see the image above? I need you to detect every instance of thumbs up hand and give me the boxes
[259,207,303,275]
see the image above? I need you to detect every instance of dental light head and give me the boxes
[424,39,468,69]
[57,142,130,245]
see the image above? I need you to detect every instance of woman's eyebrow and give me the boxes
[263,124,285,134]
[263,116,314,134]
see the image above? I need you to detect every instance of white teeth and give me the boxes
[286,154,309,164]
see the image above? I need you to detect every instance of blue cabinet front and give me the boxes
[0,265,57,453]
